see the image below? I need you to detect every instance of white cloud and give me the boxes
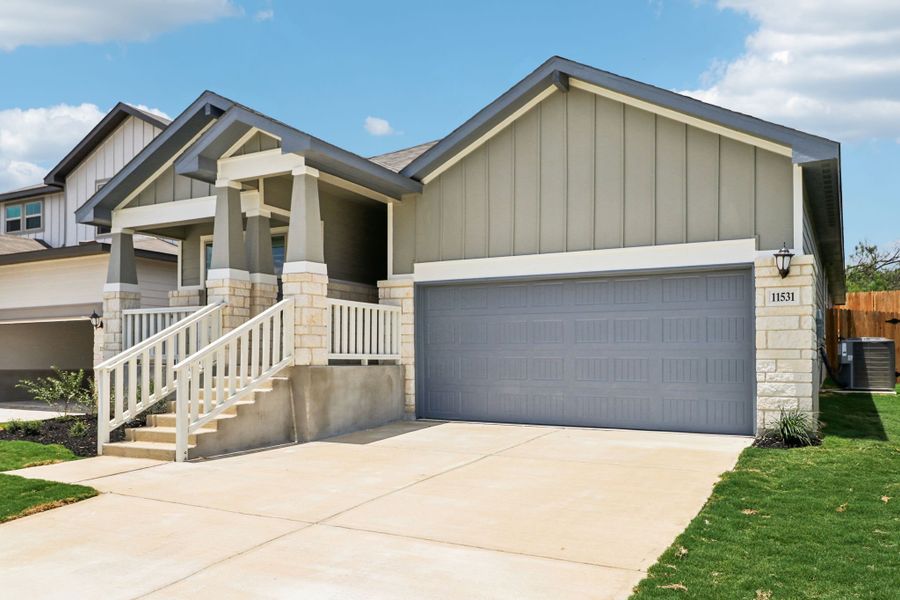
[364,116,397,136]
[253,9,274,22]
[684,1,900,141]
[127,104,172,121]
[0,103,106,190]
[0,0,241,51]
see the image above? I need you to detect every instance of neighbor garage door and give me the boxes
[417,269,754,435]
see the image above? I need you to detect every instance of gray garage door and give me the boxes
[417,269,754,435]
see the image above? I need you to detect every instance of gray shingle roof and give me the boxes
[369,141,439,173]
[0,235,48,255]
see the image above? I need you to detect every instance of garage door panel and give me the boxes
[418,269,754,435]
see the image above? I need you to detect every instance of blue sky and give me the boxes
[0,0,897,252]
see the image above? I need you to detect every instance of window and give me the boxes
[5,204,21,232]
[272,235,286,275]
[4,200,42,233]
[96,225,111,235]
[204,241,214,273]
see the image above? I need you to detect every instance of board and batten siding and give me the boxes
[65,115,163,245]
[127,164,214,208]
[393,87,794,275]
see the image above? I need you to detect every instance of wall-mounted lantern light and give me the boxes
[89,310,103,330]
[774,244,794,279]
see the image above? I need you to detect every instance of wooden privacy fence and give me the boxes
[826,307,900,381]
[841,290,900,313]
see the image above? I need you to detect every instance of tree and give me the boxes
[845,241,900,292]
[16,367,95,416]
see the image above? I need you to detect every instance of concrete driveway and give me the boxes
[3,421,749,599]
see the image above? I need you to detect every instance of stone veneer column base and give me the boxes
[168,288,203,307]
[754,255,818,432]
[378,278,415,418]
[249,281,279,317]
[101,289,141,361]
[206,277,251,332]
[282,270,329,366]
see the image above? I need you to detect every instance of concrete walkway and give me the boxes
[0,401,83,422]
[3,421,749,599]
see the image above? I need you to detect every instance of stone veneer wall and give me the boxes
[206,277,250,332]
[282,270,329,366]
[754,255,818,431]
[100,289,141,360]
[249,282,279,317]
[327,279,378,303]
[168,288,203,307]
[378,279,415,417]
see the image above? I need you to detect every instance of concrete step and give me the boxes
[165,393,267,412]
[102,440,188,461]
[126,425,216,444]
[148,410,240,428]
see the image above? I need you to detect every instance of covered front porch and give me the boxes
[86,106,420,460]
[98,122,417,368]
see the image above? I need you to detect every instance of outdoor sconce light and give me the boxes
[774,244,794,279]
[89,310,103,330]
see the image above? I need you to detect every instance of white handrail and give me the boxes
[123,306,203,349]
[174,298,294,461]
[96,303,224,454]
[327,298,401,362]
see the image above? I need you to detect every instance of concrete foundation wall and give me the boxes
[189,377,295,458]
[289,365,403,442]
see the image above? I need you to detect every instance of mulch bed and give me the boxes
[0,414,142,457]
[752,434,822,449]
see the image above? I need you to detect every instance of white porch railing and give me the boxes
[96,303,223,453]
[173,298,294,462]
[124,306,203,349]
[327,298,401,362]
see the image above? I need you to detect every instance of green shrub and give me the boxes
[16,367,96,416]
[768,409,817,447]
[68,420,88,438]
[21,421,42,436]
[5,419,24,434]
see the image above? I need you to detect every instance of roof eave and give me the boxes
[0,184,62,203]
[75,92,234,226]
[43,103,170,187]
[403,56,842,181]
[174,106,422,199]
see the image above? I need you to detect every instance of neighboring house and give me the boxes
[75,57,843,460]
[0,104,179,401]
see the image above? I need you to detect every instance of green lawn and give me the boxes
[0,440,97,523]
[632,387,900,599]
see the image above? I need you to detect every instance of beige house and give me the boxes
[0,105,179,400]
[74,57,843,460]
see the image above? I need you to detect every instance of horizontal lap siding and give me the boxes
[394,88,794,274]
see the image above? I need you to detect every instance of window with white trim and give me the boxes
[4,200,42,233]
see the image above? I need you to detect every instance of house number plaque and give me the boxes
[766,287,800,306]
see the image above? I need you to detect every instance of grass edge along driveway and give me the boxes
[631,387,900,599]
[0,440,96,523]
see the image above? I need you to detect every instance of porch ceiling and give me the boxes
[173,106,422,200]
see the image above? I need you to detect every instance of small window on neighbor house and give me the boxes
[24,201,42,230]
[5,204,21,232]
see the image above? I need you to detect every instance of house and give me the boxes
[0,105,180,401]
[76,57,842,460]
